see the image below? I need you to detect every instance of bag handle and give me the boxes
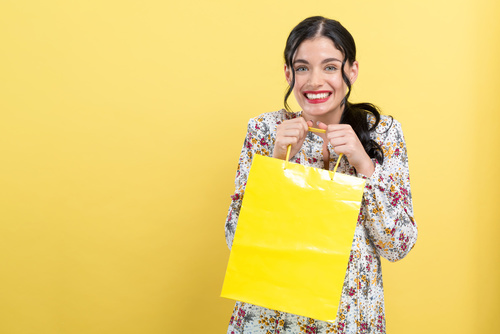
[285,127,344,175]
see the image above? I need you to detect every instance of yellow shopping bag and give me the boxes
[221,132,366,323]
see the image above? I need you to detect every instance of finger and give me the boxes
[317,121,328,131]
[278,118,303,129]
[287,117,309,137]
[327,124,352,131]
[281,123,307,134]
[298,117,309,133]
[276,136,299,149]
[331,143,347,155]
[330,137,349,147]
[282,120,307,130]
[283,129,302,137]
[326,130,348,140]
[326,128,357,140]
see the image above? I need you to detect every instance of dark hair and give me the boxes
[284,16,384,165]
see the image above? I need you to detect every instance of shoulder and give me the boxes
[367,114,403,134]
[367,114,405,145]
[249,109,300,125]
[366,113,399,131]
[246,109,300,134]
[242,109,296,156]
[368,115,405,151]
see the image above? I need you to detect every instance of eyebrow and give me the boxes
[293,57,342,65]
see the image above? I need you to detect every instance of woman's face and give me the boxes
[285,37,358,124]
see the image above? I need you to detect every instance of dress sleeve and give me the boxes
[360,119,418,262]
[225,118,268,250]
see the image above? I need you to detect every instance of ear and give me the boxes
[348,61,359,84]
[284,64,292,85]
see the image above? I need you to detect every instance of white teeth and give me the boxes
[306,93,330,99]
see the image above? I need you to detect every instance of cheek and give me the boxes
[333,79,348,93]
[292,77,307,93]
[332,76,345,87]
[292,82,303,97]
[292,88,303,101]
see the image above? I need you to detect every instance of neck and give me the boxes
[303,105,345,126]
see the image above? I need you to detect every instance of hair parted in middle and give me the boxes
[283,16,386,165]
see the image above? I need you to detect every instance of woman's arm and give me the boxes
[360,119,418,262]
[225,118,260,250]
[225,111,305,249]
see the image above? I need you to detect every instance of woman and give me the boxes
[225,16,417,334]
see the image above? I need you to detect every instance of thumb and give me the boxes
[317,121,328,131]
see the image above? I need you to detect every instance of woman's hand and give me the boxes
[317,122,375,177]
[273,118,313,161]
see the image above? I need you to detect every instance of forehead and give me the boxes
[294,37,343,61]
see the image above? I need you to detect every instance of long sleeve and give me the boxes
[224,117,273,249]
[224,111,416,334]
[361,118,418,262]
[224,127,251,250]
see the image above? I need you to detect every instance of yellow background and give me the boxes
[0,0,498,333]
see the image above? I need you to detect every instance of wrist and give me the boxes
[355,158,375,177]
[272,147,287,160]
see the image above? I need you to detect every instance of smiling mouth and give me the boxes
[305,92,331,100]
[304,91,332,103]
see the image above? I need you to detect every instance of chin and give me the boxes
[304,106,332,115]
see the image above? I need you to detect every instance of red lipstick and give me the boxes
[304,90,332,104]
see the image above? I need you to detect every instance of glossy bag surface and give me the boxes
[221,153,366,323]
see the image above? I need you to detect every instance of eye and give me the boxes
[325,65,337,71]
[295,66,308,72]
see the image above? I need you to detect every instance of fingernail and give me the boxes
[316,121,320,126]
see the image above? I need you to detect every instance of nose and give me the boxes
[308,69,324,88]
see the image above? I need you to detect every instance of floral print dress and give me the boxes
[224,109,418,334]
